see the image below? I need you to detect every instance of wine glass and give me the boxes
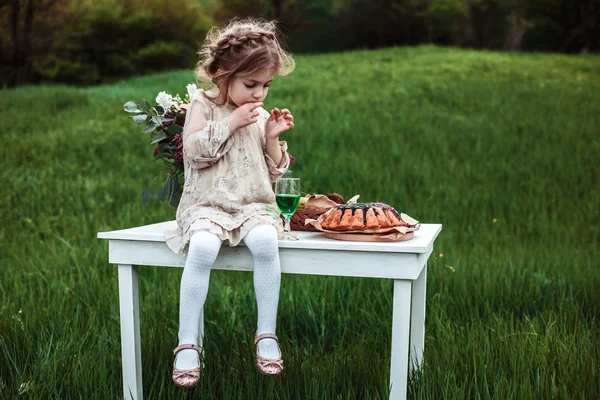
[274,177,301,240]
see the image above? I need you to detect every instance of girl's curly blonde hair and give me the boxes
[196,18,295,106]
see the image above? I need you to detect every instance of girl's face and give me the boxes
[227,68,275,107]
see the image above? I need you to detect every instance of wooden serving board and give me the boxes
[324,231,414,242]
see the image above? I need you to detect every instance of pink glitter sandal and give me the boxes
[172,344,201,388]
[254,332,284,376]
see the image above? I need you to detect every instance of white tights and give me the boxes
[175,224,282,369]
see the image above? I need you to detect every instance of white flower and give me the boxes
[155,91,174,112]
[186,83,200,100]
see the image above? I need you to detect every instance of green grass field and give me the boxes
[1,45,599,399]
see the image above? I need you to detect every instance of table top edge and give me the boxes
[97,223,442,253]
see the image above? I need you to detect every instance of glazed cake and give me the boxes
[320,202,408,231]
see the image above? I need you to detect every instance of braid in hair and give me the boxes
[210,31,276,59]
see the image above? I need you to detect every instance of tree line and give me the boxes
[1,0,598,87]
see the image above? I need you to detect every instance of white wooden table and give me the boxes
[97,221,442,400]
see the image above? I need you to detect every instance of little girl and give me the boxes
[163,18,295,388]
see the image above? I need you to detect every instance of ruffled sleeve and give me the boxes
[164,225,187,257]
[183,92,234,170]
[264,140,290,182]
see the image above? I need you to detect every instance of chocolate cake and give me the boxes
[320,202,408,231]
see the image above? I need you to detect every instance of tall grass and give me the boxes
[1,45,599,398]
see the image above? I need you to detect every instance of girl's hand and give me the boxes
[265,108,294,140]
[228,102,263,132]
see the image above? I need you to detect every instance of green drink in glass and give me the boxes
[274,177,301,240]
[276,194,300,218]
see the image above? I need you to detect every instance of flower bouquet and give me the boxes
[123,84,201,207]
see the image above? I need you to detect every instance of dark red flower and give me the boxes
[287,152,295,164]
[173,133,184,164]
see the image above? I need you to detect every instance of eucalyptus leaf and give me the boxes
[156,185,167,202]
[167,124,183,135]
[172,176,182,193]
[154,106,164,114]
[151,131,167,144]
[151,116,162,125]
[158,176,175,205]
[170,188,182,208]
[141,100,151,113]
[141,187,152,204]
[164,175,174,197]
[132,114,147,124]
[124,101,140,113]
[175,112,186,123]
[144,124,157,133]
[171,176,184,208]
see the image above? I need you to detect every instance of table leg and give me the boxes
[118,264,143,400]
[410,263,427,371]
[389,280,412,400]
[198,306,205,368]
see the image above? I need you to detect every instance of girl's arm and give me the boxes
[259,108,290,182]
[183,98,235,170]
[265,137,283,165]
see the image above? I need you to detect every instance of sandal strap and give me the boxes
[173,343,201,356]
[254,333,279,345]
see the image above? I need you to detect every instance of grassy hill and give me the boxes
[1,45,599,398]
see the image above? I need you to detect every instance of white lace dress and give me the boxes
[164,90,290,256]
